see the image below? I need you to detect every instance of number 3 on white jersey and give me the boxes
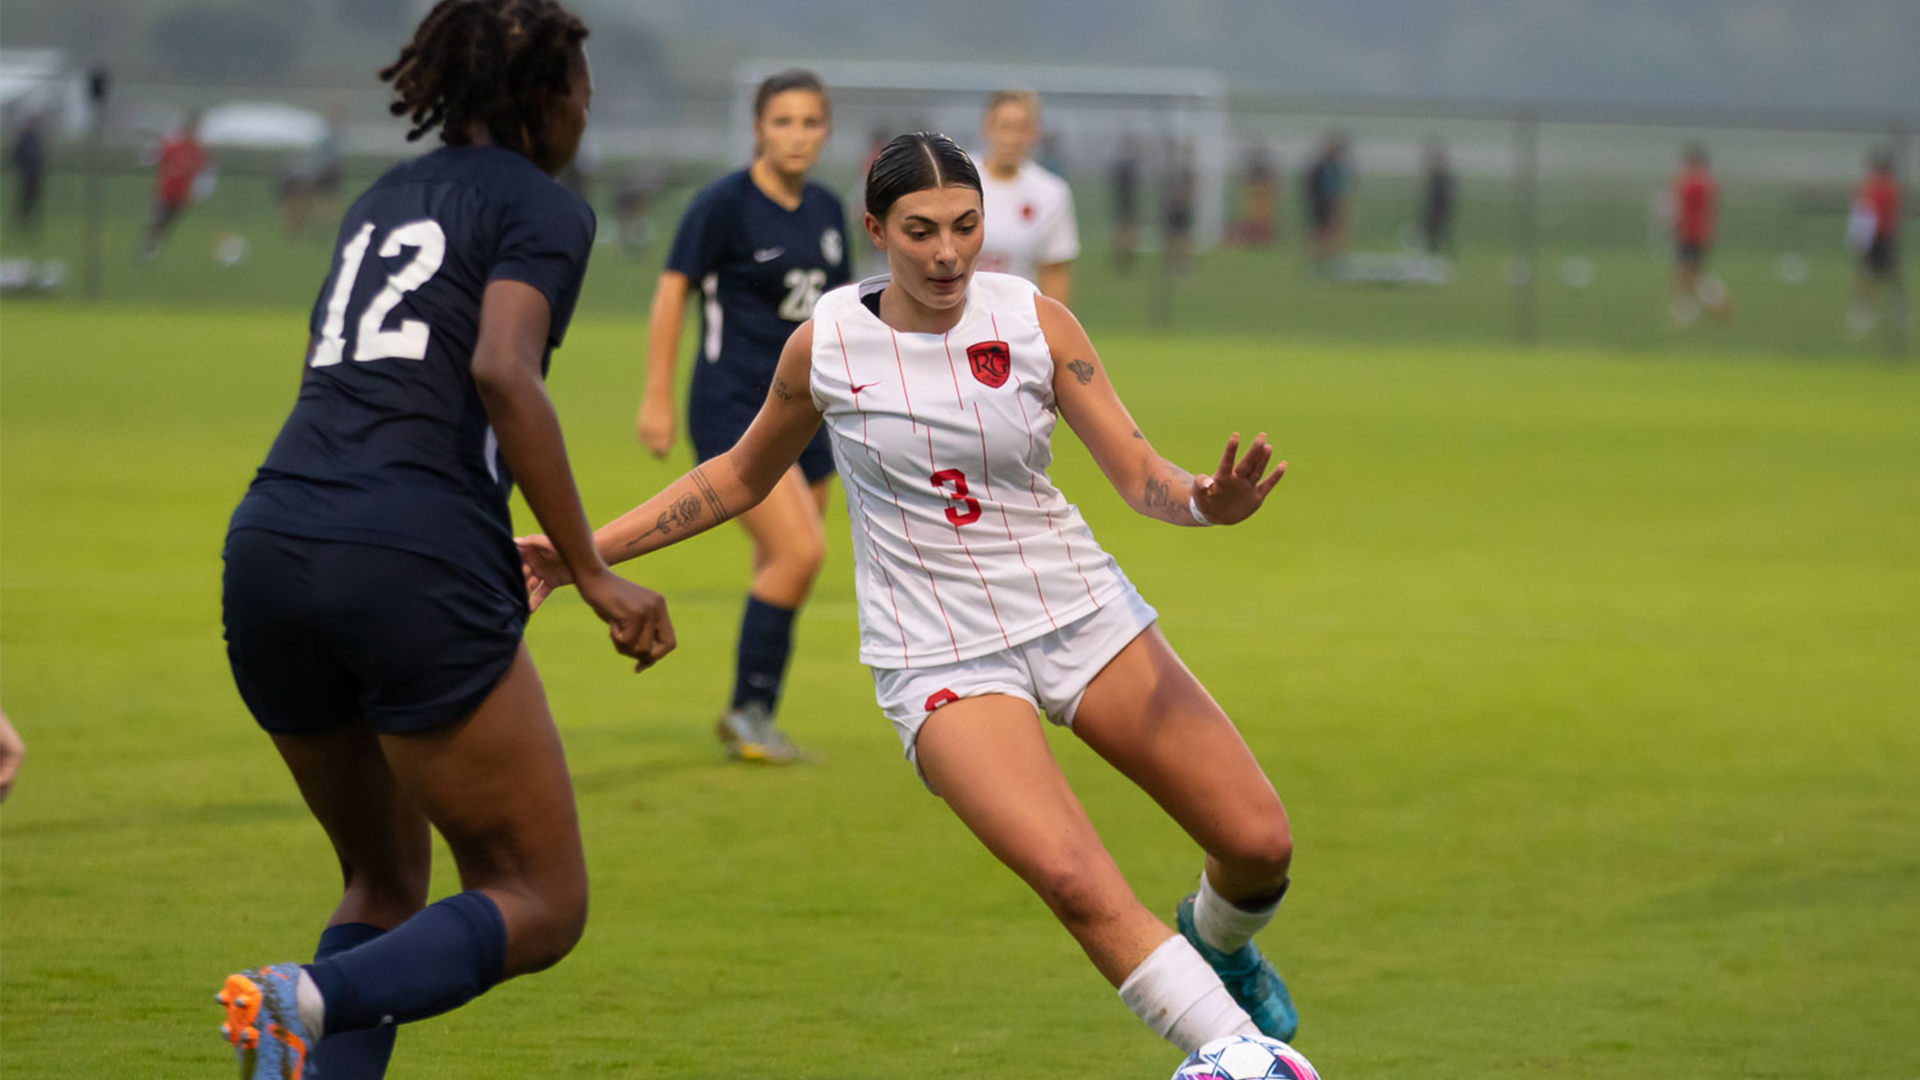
[311,219,448,367]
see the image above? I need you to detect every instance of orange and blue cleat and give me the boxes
[216,963,311,1079]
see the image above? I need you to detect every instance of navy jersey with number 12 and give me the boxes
[230,145,595,595]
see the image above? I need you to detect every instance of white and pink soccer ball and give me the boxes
[1172,1034,1320,1080]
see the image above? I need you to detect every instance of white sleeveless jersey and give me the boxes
[810,272,1130,669]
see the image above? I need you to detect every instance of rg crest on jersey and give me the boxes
[810,271,1131,669]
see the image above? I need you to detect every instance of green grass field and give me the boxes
[2,302,1917,1078]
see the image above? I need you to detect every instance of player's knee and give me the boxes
[515,886,589,973]
[783,529,826,583]
[1214,819,1293,885]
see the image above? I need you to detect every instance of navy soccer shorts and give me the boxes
[222,528,526,735]
[687,367,835,485]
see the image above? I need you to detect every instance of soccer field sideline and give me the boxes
[2,305,1917,1078]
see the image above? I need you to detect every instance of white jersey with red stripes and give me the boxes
[810,271,1131,669]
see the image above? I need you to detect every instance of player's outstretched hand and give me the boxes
[636,395,675,459]
[577,570,678,672]
[1191,431,1287,526]
[516,533,571,612]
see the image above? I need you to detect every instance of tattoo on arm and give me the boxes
[623,467,732,553]
[1131,427,1144,440]
[690,465,729,524]
[1144,476,1173,514]
[1067,358,1096,385]
[773,377,794,402]
[1142,460,1195,524]
[635,493,703,543]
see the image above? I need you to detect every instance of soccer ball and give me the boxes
[1172,1034,1320,1080]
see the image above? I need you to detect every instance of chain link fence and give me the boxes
[2,73,1911,357]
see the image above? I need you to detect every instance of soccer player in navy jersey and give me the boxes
[634,70,850,763]
[214,3,672,1077]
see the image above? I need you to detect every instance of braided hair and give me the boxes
[380,0,588,164]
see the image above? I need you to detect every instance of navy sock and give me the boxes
[731,595,797,712]
[308,923,398,1078]
[304,891,508,1036]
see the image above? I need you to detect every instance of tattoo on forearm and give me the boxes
[1145,476,1173,514]
[1142,461,1194,523]
[635,493,703,544]
[690,465,729,524]
[1131,427,1144,440]
[773,377,794,402]
[623,467,731,554]
[1067,358,1096,385]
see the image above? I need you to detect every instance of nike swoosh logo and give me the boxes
[850,381,881,394]
[753,247,785,262]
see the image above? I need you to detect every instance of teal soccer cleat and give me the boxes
[1176,893,1299,1042]
[216,962,312,1079]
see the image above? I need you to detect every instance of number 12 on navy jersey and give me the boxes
[311,219,448,367]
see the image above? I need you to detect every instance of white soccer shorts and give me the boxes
[871,585,1159,785]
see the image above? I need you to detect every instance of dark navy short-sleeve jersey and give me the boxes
[667,169,849,385]
[230,145,595,593]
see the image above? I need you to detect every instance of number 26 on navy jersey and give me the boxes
[310,219,448,368]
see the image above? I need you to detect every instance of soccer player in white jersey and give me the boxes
[973,90,1079,302]
[519,133,1300,1055]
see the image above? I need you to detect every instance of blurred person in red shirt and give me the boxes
[1669,142,1729,326]
[1845,148,1904,339]
[138,113,210,262]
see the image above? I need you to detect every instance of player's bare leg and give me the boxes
[917,694,1167,982]
[739,466,826,608]
[265,723,430,1078]
[916,693,1257,1051]
[224,646,581,1078]
[376,645,587,978]
[720,466,825,762]
[273,723,433,933]
[1073,627,1290,901]
[1071,626,1299,1040]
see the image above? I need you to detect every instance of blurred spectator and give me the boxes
[277,105,344,240]
[973,90,1078,302]
[9,111,48,237]
[1226,142,1279,247]
[138,113,209,263]
[1304,131,1353,266]
[1846,148,1904,339]
[1669,142,1730,326]
[613,163,671,257]
[1162,138,1197,278]
[1110,134,1142,273]
[1418,140,1455,257]
[0,705,22,803]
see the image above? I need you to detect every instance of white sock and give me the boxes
[1193,871,1282,955]
[1118,935,1259,1054]
[295,967,326,1036]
